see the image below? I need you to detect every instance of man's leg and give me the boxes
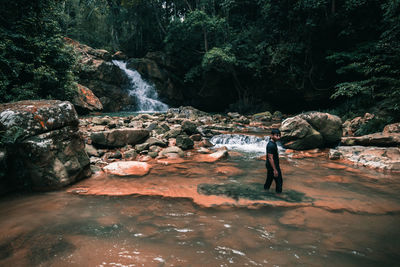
[264,169,274,190]
[274,170,283,193]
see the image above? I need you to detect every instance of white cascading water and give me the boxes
[112,60,169,112]
[210,134,284,156]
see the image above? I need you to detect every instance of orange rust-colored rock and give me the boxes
[103,161,151,177]
[72,84,103,113]
[156,158,186,165]
[215,166,244,176]
[322,162,348,170]
[194,150,229,163]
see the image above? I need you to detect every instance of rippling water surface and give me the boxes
[0,151,399,266]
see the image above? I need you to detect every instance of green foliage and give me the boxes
[0,0,77,103]
[202,47,237,72]
[2,0,398,115]
[0,126,25,145]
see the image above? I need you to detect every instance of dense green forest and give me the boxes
[1,0,399,122]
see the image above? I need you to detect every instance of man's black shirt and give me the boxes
[266,140,280,170]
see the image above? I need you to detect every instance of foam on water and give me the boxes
[210,134,284,156]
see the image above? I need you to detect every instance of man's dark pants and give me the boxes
[264,168,283,193]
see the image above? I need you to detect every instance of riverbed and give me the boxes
[0,148,399,266]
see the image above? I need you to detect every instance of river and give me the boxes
[0,142,399,266]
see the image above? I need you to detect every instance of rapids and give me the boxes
[0,137,399,266]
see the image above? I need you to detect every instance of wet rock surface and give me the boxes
[103,161,151,177]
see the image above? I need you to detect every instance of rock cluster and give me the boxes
[329,146,400,171]
[329,115,400,172]
[80,106,283,175]
[0,100,91,194]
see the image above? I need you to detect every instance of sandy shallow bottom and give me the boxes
[0,153,399,266]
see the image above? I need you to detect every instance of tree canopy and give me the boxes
[1,0,399,120]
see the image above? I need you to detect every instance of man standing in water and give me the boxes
[264,129,283,193]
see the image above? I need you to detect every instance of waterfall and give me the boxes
[210,134,284,155]
[112,60,169,112]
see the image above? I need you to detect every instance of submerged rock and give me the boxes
[198,183,312,202]
[195,150,229,163]
[103,161,151,177]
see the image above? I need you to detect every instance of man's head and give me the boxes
[270,128,281,142]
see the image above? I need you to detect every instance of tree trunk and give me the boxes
[203,27,208,52]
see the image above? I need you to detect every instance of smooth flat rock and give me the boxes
[195,150,229,163]
[329,146,400,171]
[103,161,151,177]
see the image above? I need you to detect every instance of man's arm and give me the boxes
[268,154,278,177]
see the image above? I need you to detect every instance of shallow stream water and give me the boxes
[0,149,399,266]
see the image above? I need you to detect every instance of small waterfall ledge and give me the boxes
[210,134,285,156]
[112,60,169,112]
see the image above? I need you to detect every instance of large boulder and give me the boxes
[195,150,229,163]
[280,112,342,150]
[91,129,149,148]
[299,112,343,146]
[0,100,91,193]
